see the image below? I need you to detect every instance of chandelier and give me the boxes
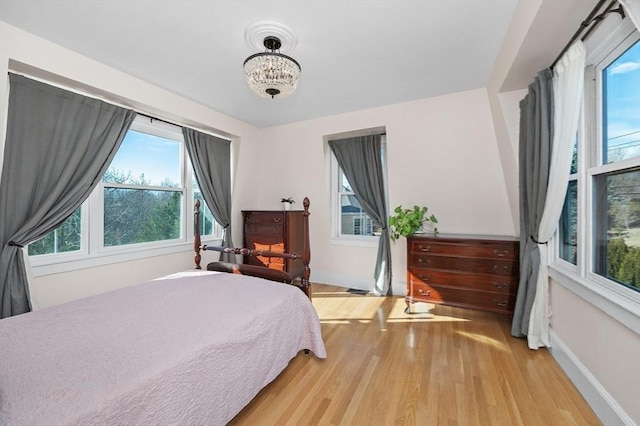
[243,36,301,99]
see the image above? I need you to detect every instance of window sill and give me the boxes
[30,237,222,277]
[331,236,379,248]
[549,263,640,335]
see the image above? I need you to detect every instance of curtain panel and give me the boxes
[328,135,392,296]
[0,74,136,318]
[182,128,236,263]
[528,42,585,349]
[512,42,585,349]
[511,68,554,340]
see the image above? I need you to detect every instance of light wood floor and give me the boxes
[230,284,600,426]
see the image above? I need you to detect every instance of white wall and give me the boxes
[550,281,640,424]
[252,88,515,293]
[0,22,261,306]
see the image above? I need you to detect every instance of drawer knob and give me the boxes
[493,299,508,307]
[418,288,431,296]
[417,258,431,264]
[417,274,430,282]
[419,245,431,252]
[273,227,280,233]
[493,264,510,273]
[273,217,282,223]
[493,283,508,289]
[493,249,510,257]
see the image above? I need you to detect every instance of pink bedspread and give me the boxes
[0,270,326,425]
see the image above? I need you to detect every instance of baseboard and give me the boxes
[311,270,407,296]
[311,270,373,292]
[549,330,634,426]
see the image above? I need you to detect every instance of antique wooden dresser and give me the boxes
[406,234,519,315]
[242,210,305,278]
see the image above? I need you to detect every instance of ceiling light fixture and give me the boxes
[243,36,301,99]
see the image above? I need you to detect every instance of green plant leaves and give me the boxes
[388,204,438,241]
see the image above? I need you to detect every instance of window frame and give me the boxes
[329,132,387,246]
[96,118,187,252]
[550,18,640,326]
[28,115,223,276]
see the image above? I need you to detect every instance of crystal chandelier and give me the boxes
[243,36,301,99]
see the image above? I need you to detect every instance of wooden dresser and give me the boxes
[406,234,519,315]
[242,210,305,278]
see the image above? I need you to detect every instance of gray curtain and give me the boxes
[511,68,554,337]
[182,128,236,263]
[329,135,391,295]
[0,74,136,318]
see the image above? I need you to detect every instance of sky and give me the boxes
[106,130,181,186]
[605,39,640,163]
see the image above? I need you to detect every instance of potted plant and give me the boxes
[388,205,438,242]
[281,197,295,211]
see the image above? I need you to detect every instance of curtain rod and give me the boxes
[550,0,626,69]
[136,112,231,142]
[137,112,181,128]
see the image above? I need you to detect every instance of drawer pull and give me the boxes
[493,264,510,273]
[493,300,508,307]
[273,217,282,223]
[273,227,280,233]
[417,274,430,282]
[419,245,431,252]
[493,249,510,257]
[417,258,431,265]
[493,283,508,289]
[417,288,431,296]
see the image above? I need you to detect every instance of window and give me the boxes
[338,171,376,237]
[556,21,640,296]
[331,133,386,239]
[28,207,82,256]
[102,127,183,247]
[28,116,221,266]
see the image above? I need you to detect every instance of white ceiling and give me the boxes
[0,0,597,128]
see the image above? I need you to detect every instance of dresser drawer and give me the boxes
[244,212,285,225]
[410,239,517,260]
[411,254,518,278]
[245,224,284,245]
[408,282,516,314]
[409,268,516,294]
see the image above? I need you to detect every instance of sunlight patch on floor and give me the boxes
[385,298,470,323]
[318,297,472,324]
[456,330,508,351]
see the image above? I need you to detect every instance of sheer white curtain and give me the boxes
[527,42,586,349]
[619,0,640,30]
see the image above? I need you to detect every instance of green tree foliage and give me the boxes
[607,237,628,279]
[607,238,640,289]
[103,177,182,247]
[618,247,640,286]
[28,208,81,255]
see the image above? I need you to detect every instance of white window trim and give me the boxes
[550,18,640,332]
[328,131,387,247]
[29,115,223,276]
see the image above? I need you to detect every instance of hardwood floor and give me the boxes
[230,284,600,426]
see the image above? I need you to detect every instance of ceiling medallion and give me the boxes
[243,22,301,99]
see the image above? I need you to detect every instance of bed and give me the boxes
[0,269,326,425]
